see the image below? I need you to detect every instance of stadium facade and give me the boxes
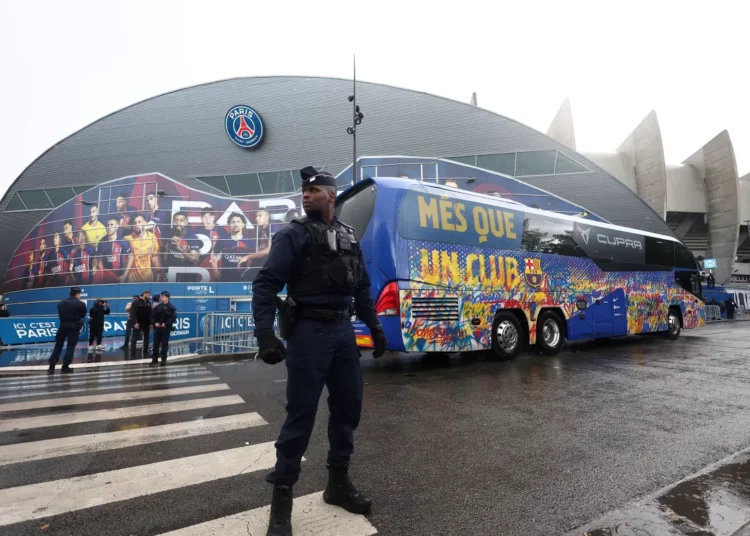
[0,76,745,333]
[544,99,748,286]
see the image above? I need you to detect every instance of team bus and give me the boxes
[334,177,705,359]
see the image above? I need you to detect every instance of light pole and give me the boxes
[346,56,364,185]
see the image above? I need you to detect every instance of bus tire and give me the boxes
[665,307,682,340]
[491,311,523,360]
[537,311,565,356]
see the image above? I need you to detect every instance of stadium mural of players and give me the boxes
[3,173,302,293]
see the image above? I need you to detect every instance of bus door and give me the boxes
[592,288,628,337]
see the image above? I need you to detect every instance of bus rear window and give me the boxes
[335,183,377,240]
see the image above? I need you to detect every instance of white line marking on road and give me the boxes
[0,376,219,400]
[0,442,278,527]
[0,412,267,466]
[0,370,214,391]
[0,365,208,385]
[158,491,378,536]
[0,395,245,432]
[0,354,200,373]
[0,383,231,413]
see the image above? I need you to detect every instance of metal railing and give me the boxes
[705,305,722,322]
[200,312,280,356]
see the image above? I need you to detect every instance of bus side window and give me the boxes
[522,214,584,257]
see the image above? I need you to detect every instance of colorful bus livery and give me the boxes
[335,178,704,359]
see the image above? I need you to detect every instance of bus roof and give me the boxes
[340,176,682,244]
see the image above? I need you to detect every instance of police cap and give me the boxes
[161,291,170,298]
[70,287,82,296]
[300,166,336,188]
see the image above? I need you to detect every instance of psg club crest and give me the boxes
[524,258,544,288]
[225,105,264,148]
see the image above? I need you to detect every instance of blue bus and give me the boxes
[334,177,705,359]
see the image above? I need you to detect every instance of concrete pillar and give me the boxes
[683,130,741,284]
[616,111,667,219]
[546,98,576,151]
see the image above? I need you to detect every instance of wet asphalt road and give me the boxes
[3,321,750,535]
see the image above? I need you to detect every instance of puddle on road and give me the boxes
[575,453,750,536]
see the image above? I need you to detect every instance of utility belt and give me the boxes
[295,307,351,321]
[275,296,352,340]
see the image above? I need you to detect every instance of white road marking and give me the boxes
[0,383,231,413]
[0,369,213,390]
[0,370,213,393]
[158,491,378,536]
[0,395,245,432]
[0,412,267,466]
[0,442,278,527]
[0,365,208,386]
[0,375,218,399]
[0,354,200,373]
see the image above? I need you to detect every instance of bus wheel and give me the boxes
[537,311,564,356]
[665,308,682,340]
[491,312,523,360]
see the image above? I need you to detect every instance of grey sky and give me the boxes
[0,0,746,199]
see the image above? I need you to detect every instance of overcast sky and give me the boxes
[0,0,747,198]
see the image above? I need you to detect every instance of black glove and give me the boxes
[371,326,387,358]
[256,329,287,365]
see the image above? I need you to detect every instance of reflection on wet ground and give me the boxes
[0,338,201,367]
[574,450,750,536]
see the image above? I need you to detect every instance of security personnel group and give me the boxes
[48,287,177,373]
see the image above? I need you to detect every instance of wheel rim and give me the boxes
[669,312,680,334]
[496,320,519,352]
[542,318,561,347]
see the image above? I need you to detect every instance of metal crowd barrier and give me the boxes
[200,312,280,356]
[705,305,723,322]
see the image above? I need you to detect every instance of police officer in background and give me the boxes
[151,291,177,366]
[48,287,87,374]
[252,166,387,536]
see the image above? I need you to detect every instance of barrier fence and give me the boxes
[200,312,280,356]
[705,305,722,322]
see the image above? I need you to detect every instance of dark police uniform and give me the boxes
[151,294,177,364]
[49,289,87,372]
[252,166,387,536]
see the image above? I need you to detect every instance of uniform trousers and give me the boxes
[266,317,363,486]
[152,327,171,361]
[49,323,81,367]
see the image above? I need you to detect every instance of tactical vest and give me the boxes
[287,217,362,297]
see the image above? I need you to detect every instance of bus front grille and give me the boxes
[411,297,460,321]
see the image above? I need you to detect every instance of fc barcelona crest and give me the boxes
[524,258,544,288]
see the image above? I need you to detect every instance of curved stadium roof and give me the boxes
[0,76,674,280]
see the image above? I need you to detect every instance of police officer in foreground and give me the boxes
[151,291,177,366]
[48,287,87,374]
[252,166,388,536]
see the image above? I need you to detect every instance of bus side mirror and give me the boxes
[576,299,587,311]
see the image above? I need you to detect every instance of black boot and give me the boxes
[149,357,158,366]
[323,467,372,514]
[266,485,293,536]
[61,365,74,374]
[47,363,55,374]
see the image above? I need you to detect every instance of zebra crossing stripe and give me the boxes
[0,412,268,466]
[0,383,231,413]
[0,365,208,386]
[0,375,219,400]
[0,442,278,527]
[0,395,245,432]
[0,369,214,390]
[158,491,378,535]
